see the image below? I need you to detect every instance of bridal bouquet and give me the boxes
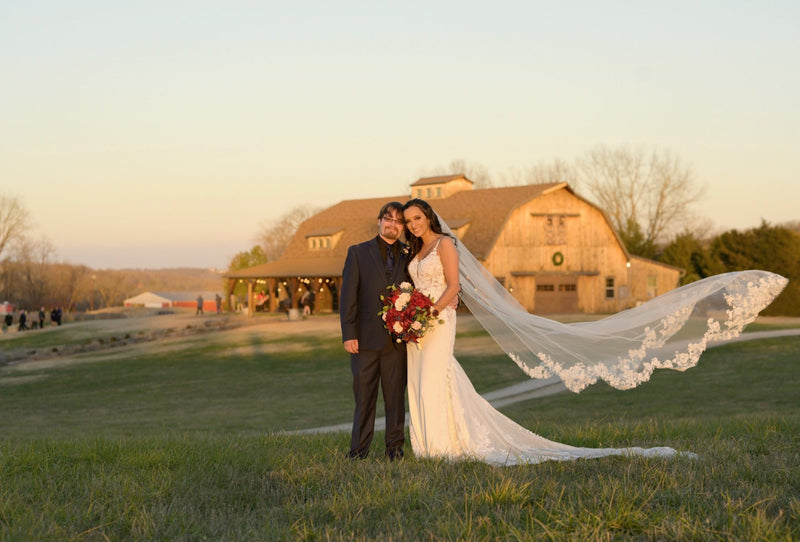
[380,282,442,345]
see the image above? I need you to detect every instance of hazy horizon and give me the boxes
[3,1,798,269]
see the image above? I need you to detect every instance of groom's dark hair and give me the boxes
[377,201,403,220]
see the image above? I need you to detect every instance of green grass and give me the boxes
[1,316,799,540]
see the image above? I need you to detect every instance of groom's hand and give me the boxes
[344,339,359,354]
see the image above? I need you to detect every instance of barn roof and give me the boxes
[411,174,473,186]
[124,291,222,303]
[156,291,223,302]
[225,257,345,279]
[225,181,573,279]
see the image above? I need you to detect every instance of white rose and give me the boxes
[411,321,422,330]
[395,293,411,310]
[393,322,404,333]
[399,281,413,290]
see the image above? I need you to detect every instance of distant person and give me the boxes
[38,307,45,328]
[255,291,269,312]
[196,295,204,315]
[278,292,291,314]
[18,310,28,331]
[3,312,11,332]
[215,293,222,314]
[55,307,63,326]
[300,289,312,316]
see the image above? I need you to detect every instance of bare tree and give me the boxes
[498,158,579,187]
[94,270,132,309]
[48,263,92,312]
[15,235,56,308]
[577,146,704,256]
[0,193,30,262]
[256,205,319,262]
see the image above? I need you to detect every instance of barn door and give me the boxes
[534,275,578,314]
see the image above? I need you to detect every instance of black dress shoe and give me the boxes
[386,448,404,461]
[347,449,368,460]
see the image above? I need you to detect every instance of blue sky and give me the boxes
[2,1,798,268]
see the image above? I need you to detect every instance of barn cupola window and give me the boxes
[531,212,578,245]
[410,174,473,199]
[306,228,343,250]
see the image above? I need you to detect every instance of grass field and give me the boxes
[1,312,798,540]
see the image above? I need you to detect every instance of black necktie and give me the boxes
[386,248,395,277]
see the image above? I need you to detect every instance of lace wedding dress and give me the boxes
[407,242,692,466]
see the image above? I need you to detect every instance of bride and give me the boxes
[401,198,787,466]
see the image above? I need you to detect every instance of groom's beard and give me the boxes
[380,225,401,241]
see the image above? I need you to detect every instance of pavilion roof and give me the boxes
[223,182,571,279]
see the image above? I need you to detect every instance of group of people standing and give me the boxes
[2,306,62,333]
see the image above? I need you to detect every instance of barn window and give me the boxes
[436,187,442,197]
[544,214,567,245]
[558,284,576,292]
[536,284,555,292]
[308,236,332,250]
[605,277,615,299]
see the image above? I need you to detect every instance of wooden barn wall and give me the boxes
[480,189,680,314]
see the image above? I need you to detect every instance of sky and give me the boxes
[2,1,798,270]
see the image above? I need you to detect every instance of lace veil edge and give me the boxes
[438,214,789,393]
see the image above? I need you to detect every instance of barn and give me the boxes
[123,291,223,312]
[224,175,682,315]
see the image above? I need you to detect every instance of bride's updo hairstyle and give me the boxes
[401,198,455,260]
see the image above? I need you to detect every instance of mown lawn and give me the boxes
[1,316,798,540]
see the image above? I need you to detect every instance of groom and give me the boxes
[340,201,410,460]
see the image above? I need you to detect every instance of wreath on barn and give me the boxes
[552,251,564,266]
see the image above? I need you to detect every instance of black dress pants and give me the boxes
[349,341,406,457]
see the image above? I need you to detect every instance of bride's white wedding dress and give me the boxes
[407,242,690,466]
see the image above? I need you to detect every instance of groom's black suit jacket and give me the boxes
[340,236,411,351]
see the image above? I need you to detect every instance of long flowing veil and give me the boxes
[438,216,789,393]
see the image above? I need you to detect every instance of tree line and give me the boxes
[0,260,222,314]
[1,194,223,313]
[4,145,797,315]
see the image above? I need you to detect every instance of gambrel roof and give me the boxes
[226,182,581,279]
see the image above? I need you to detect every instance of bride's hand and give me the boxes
[447,294,459,311]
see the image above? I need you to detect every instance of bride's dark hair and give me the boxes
[401,198,454,260]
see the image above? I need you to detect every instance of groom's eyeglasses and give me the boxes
[382,216,405,225]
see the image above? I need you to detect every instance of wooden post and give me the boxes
[226,279,236,312]
[247,280,254,317]
[290,278,300,308]
[268,278,277,313]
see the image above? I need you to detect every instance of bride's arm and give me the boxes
[433,236,460,313]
